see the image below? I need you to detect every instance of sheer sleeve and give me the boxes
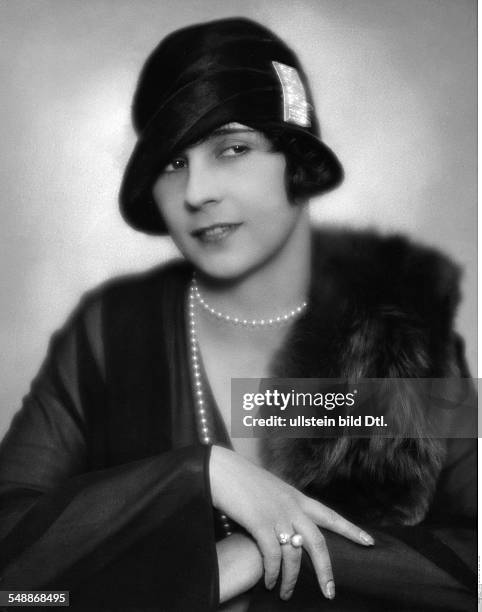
[0,295,219,611]
[246,528,475,611]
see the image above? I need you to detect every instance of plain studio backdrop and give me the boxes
[0,0,476,436]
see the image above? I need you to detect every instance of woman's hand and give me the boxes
[210,445,374,601]
[217,533,263,604]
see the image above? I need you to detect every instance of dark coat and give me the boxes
[0,228,476,611]
[265,229,473,526]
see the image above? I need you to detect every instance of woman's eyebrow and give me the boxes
[188,126,257,150]
[204,126,256,140]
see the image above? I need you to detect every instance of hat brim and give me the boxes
[119,80,343,235]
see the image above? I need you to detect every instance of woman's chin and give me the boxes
[193,265,247,283]
[190,256,257,284]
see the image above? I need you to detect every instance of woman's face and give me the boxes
[152,123,305,280]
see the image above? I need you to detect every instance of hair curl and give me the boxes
[264,128,343,203]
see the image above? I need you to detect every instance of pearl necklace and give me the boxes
[188,276,308,536]
[192,276,308,327]
[187,282,233,536]
[188,276,309,536]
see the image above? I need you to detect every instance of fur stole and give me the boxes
[265,228,463,526]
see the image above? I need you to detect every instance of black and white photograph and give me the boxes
[0,1,477,610]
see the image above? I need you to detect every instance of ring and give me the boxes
[290,533,303,548]
[277,532,292,545]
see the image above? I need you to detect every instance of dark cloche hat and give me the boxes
[119,17,343,234]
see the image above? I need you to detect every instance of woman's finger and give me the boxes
[254,528,283,589]
[279,534,302,600]
[301,496,375,546]
[293,520,335,600]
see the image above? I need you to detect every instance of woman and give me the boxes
[0,17,476,611]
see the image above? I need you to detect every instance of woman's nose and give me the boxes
[184,158,220,211]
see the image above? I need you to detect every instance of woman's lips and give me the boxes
[191,223,242,243]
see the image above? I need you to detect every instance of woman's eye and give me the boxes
[163,158,187,173]
[220,144,249,157]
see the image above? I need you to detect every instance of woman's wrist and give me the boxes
[217,533,263,604]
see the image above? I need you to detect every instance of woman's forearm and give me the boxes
[217,533,263,604]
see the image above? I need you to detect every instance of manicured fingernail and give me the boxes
[360,531,375,546]
[266,579,276,590]
[326,580,335,600]
[281,590,293,600]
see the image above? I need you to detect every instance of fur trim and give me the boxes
[265,228,462,525]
